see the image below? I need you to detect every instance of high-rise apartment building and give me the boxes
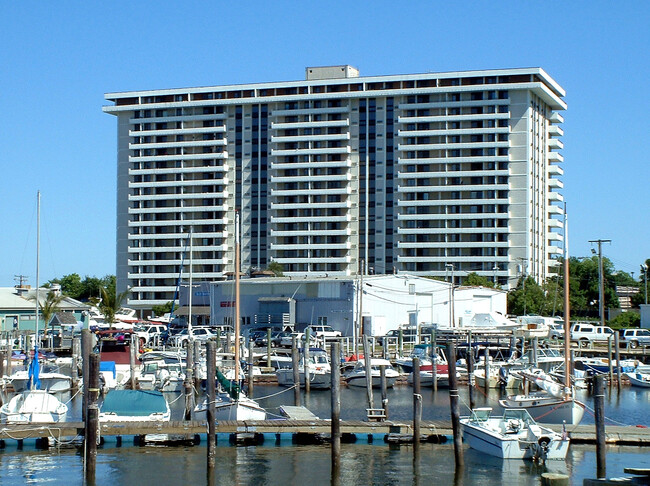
[104,66,566,309]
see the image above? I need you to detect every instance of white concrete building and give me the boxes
[209,274,507,337]
[104,66,566,309]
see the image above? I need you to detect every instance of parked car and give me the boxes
[570,323,614,346]
[271,331,292,347]
[378,328,417,346]
[280,332,318,348]
[171,327,218,347]
[618,328,650,349]
[305,324,342,339]
[135,324,168,346]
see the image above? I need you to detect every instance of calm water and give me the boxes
[1,384,649,485]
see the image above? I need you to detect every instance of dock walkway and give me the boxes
[1,420,650,446]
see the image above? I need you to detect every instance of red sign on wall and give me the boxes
[220,301,235,307]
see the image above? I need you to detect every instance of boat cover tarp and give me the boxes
[99,361,116,379]
[216,367,240,399]
[101,390,167,416]
[28,345,41,390]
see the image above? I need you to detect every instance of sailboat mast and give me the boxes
[35,191,41,337]
[234,211,241,381]
[188,226,193,338]
[563,205,571,392]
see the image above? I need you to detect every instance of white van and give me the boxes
[570,323,614,346]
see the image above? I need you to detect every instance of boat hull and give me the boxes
[498,396,585,425]
[462,420,569,460]
[345,374,397,388]
[0,390,68,424]
[626,372,650,388]
[276,369,331,389]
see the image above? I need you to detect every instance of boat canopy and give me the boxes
[101,390,167,416]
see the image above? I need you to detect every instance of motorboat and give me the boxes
[626,370,650,388]
[0,390,68,424]
[461,407,569,460]
[137,351,186,392]
[0,346,68,424]
[276,348,332,389]
[574,357,637,375]
[195,391,267,421]
[7,369,72,393]
[498,369,585,425]
[394,344,434,373]
[344,358,399,388]
[407,362,452,387]
[99,389,170,422]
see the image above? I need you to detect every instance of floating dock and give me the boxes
[1,420,650,447]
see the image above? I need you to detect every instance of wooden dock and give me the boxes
[1,420,650,446]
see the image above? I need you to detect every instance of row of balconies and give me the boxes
[398,112,510,124]
[129,165,229,176]
[270,133,350,143]
[397,126,510,137]
[272,159,352,170]
[272,146,351,156]
[128,204,229,215]
[130,179,229,189]
[271,119,350,130]
[129,125,227,137]
[129,113,227,125]
[129,139,227,150]
[397,99,510,111]
[397,141,510,151]
[131,152,228,163]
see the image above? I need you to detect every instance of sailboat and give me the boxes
[195,213,266,421]
[499,217,585,425]
[0,345,68,424]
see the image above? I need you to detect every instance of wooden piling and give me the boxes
[594,374,606,478]
[413,357,421,450]
[380,365,389,420]
[292,337,300,406]
[206,340,217,470]
[363,336,374,411]
[247,340,254,398]
[81,329,93,420]
[130,334,138,390]
[432,329,438,392]
[447,341,464,468]
[532,337,538,368]
[71,337,81,391]
[331,341,341,480]
[4,340,11,377]
[614,333,622,389]
[304,328,311,393]
[193,340,202,396]
[184,339,194,420]
[607,336,613,384]
[84,352,100,483]
[484,344,490,393]
[467,331,475,409]
[266,328,272,368]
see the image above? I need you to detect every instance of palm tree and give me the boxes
[99,285,131,329]
[31,290,65,336]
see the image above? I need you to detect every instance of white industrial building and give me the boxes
[209,274,507,337]
[104,65,566,309]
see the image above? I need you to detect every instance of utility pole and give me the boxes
[14,275,29,288]
[589,239,611,327]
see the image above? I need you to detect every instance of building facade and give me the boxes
[104,66,566,308]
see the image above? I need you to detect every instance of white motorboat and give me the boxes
[137,351,186,392]
[7,369,72,393]
[394,344,434,373]
[626,371,650,388]
[0,390,68,424]
[344,358,399,388]
[461,407,569,460]
[195,391,267,421]
[499,369,585,425]
[276,348,332,389]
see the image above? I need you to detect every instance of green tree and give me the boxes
[31,290,65,335]
[464,272,496,288]
[152,301,174,317]
[99,285,131,329]
[266,261,284,277]
[507,276,547,316]
[608,312,640,329]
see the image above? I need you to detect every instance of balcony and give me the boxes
[547,152,564,163]
[547,139,564,150]
[549,112,564,124]
[272,146,351,156]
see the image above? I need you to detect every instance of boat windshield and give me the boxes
[503,408,535,425]
[470,408,492,422]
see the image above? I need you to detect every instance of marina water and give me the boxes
[1,385,649,485]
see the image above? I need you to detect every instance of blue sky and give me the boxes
[0,1,648,287]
